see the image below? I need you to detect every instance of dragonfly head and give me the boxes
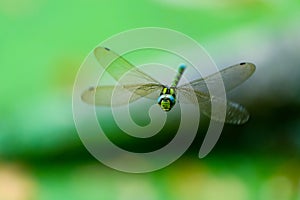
[160,99,171,111]
[157,94,175,112]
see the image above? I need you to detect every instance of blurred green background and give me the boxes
[1,0,300,199]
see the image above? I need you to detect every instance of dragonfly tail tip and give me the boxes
[179,63,186,70]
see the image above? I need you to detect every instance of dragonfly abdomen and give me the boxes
[171,64,186,87]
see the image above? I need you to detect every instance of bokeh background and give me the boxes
[1,0,300,199]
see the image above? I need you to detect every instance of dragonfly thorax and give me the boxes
[157,87,176,112]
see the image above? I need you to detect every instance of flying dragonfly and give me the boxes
[81,47,256,125]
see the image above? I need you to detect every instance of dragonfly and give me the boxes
[81,47,256,125]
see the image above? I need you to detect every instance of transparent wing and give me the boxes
[177,88,249,124]
[178,62,256,93]
[123,83,163,100]
[200,96,250,125]
[81,83,163,106]
[94,47,162,86]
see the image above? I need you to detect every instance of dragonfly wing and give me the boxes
[123,83,164,100]
[177,87,209,105]
[81,84,163,106]
[94,47,161,85]
[81,86,135,106]
[177,88,250,124]
[199,96,250,125]
[179,62,256,93]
